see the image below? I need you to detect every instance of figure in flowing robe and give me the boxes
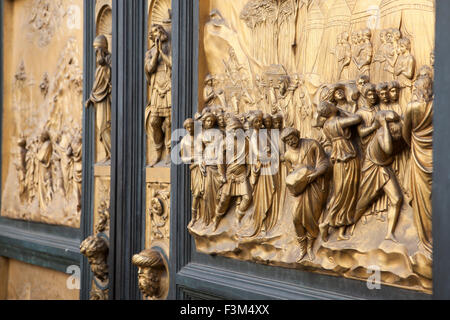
[37,131,53,209]
[248,111,278,237]
[395,37,416,117]
[72,131,83,212]
[356,84,389,219]
[402,67,433,254]
[180,118,204,228]
[86,35,112,163]
[282,128,329,261]
[198,112,223,227]
[355,29,373,79]
[316,101,361,241]
[356,111,404,242]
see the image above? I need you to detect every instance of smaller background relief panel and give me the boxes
[1,0,84,228]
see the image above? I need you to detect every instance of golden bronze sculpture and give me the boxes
[185,0,435,294]
[80,234,109,300]
[132,249,169,300]
[145,23,172,166]
[403,66,434,255]
[86,34,112,164]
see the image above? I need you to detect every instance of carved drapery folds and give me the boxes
[185,0,435,293]
[1,0,84,228]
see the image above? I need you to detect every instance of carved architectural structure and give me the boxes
[184,0,435,293]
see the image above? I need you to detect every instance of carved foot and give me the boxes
[348,224,356,236]
[236,210,245,224]
[337,226,350,241]
[212,216,221,232]
[307,246,315,262]
[319,223,329,242]
[297,247,307,263]
[385,233,398,243]
[164,153,171,165]
[149,150,162,167]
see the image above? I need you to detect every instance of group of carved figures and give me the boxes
[14,127,83,212]
[333,27,420,86]
[183,62,433,261]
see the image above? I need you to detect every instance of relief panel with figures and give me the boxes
[182,0,435,294]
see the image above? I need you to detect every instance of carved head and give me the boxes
[398,37,411,54]
[362,28,371,42]
[362,83,378,106]
[225,115,243,132]
[132,249,166,299]
[392,28,402,41]
[332,85,346,103]
[183,118,195,136]
[216,113,227,130]
[40,130,51,143]
[80,235,109,282]
[93,34,108,50]
[281,128,300,149]
[272,113,283,130]
[388,81,400,102]
[376,82,390,104]
[356,74,370,93]
[248,111,264,130]
[204,74,214,86]
[317,100,338,120]
[263,114,273,129]
[151,198,164,216]
[357,30,364,43]
[413,69,434,103]
[278,76,290,95]
[386,29,393,43]
[149,24,169,43]
[201,112,217,130]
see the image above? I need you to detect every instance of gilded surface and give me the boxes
[145,0,172,167]
[78,0,112,300]
[187,0,435,293]
[1,0,84,228]
[132,0,172,300]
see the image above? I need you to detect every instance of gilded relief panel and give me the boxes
[186,0,435,293]
[1,0,84,228]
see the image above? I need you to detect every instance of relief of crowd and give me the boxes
[181,28,434,261]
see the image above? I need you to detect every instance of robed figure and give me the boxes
[403,67,434,255]
[86,35,112,163]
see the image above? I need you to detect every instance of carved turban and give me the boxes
[132,249,164,269]
[93,35,108,50]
